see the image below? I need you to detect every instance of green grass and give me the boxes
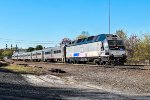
[2,65,41,75]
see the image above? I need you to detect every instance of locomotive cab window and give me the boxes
[108,40,124,46]
[108,40,125,50]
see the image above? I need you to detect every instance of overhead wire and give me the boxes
[0,37,60,44]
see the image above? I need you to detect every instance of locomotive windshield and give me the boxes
[108,40,125,50]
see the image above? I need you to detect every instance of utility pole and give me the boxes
[16,44,18,53]
[11,44,12,50]
[109,0,111,34]
[6,44,7,49]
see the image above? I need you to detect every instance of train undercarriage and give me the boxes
[66,54,127,66]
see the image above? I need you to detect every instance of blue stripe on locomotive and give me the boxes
[73,53,79,57]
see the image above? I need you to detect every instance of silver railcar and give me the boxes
[12,34,126,65]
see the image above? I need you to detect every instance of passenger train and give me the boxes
[12,34,127,65]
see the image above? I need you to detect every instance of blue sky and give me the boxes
[0,0,150,49]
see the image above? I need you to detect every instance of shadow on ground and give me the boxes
[0,66,149,100]
[0,82,138,100]
[0,62,9,67]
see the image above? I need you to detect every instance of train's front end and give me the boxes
[104,35,127,65]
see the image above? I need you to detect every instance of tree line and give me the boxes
[1,30,150,64]
[62,30,150,64]
[26,45,43,52]
[0,49,13,59]
[115,30,150,64]
[0,45,44,59]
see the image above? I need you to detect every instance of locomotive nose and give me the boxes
[109,50,126,57]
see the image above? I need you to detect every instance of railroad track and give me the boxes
[9,60,150,71]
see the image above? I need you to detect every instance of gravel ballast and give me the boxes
[11,61,150,95]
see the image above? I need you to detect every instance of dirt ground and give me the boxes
[8,60,150,96]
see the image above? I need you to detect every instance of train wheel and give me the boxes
[75,60,79,64]
[67,59,71,64]
[105,61,109,66]
[99,61,104,65]
[94,59,99,65]
[119,62,124,66]
[110,61,115,66]
[83,61,87,64]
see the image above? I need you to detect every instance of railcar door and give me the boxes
[51,49,53,57]
[42,51,44,61]
[63,46,66,63]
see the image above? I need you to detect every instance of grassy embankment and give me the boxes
[1,65,42,75]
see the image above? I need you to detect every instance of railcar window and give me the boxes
[76,39,83,43]
[82,38,86,42]
[72,40,77,45]
[54,50,61,54]
[37,53,41,55]
[95,35,99,41]
[54,51,57,54]
[58,50,61,53]
[32,54,36,56]
[96,34,106,42]
[45,52,51,54]
[87,36,95,41]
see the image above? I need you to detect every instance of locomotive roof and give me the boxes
[68,34,119,46]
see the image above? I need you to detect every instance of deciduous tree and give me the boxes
[76,31,89,39]
[27,47,35,52]
[60,38,71,45]
[115,30,127,40]
[35,45,43,50]
[2,49,13,57]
